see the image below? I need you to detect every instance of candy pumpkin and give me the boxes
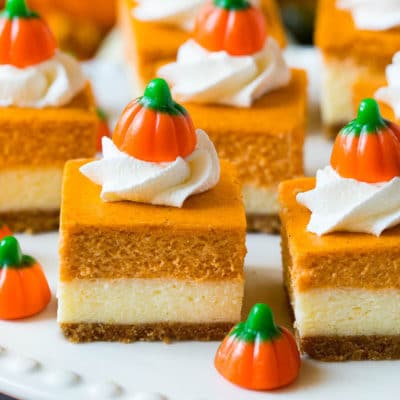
[0,236,51,320]
[96,108,111,152]
[0,221,11,240]
[0,0,57,68]
[193,0,267,56]
[113,78,197,163]
[331,98,400,184]
[215,303,300,390]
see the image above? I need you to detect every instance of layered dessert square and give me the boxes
[58,78,246,343]
[0,86,98,232]
[157,0,307,232]
[280,99,400,360]
[280,177,400,360]
[185,69,307,232]
[58,159,246,342]
[315,0,400,137]
[0,0,98,232]
[119,0,287,88]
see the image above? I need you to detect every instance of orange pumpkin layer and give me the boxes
[119,0,287,88]
[184,69,307,188]
[279,178,400,291]
[0,84,97,168]
[60,159,246,282]
[315,0,400,67]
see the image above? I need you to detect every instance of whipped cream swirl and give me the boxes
[375,52,400,119]
[158,38,290,108]
[80,131,220,208]
[297,166,400,236]
[0,51,86,108]
[337,0,400,30]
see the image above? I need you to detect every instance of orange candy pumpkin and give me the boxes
[215,303,300,390]
[331,98,400,184]
[113,78,197,163]
[0,0,57,68]
[0,236,51,320]
[194,0,267,56]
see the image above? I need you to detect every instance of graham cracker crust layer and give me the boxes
[246,214,280,234]
[60,322,234,343]
[1,210,59,233]
[300,335,400,361]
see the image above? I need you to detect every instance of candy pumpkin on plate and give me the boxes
[331,98,400,184]
[194,0,267,56]
[215,303,300,390]
[0,236,51,320]
[0,0,57,67]
[113,78,197,163]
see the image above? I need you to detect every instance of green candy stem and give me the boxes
[138,78,187,116]
[214,0,250,10]
[2,0,38,18]
[0,236,35,268]
[230,303,281,342]
[245,303,281,339]
[342,98,386,136]
[357,98,384,127]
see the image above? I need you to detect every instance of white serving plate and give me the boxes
[1,38,398,400]
[1,232,398,400]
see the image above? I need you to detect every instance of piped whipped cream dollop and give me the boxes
[375,52,400,119]
[0,51,86,108]
[158,38,291,108]
[80,131,220,208]
[297,166,400,236]
[337,0,400,30]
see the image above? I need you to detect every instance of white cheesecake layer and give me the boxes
[321,57,365,126]
[293,288,400,336]
[57,279,244,324]
[0,167,63,212]
[242,184,279,215]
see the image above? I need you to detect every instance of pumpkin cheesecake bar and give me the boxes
[185,69,307,232]
[58,79,246,342]
[0,0,98,232]
[1,87,97,232]
[315,0,400,137]
[119,0,287,88]
[280,99,400,360]
[159,0,307,232]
